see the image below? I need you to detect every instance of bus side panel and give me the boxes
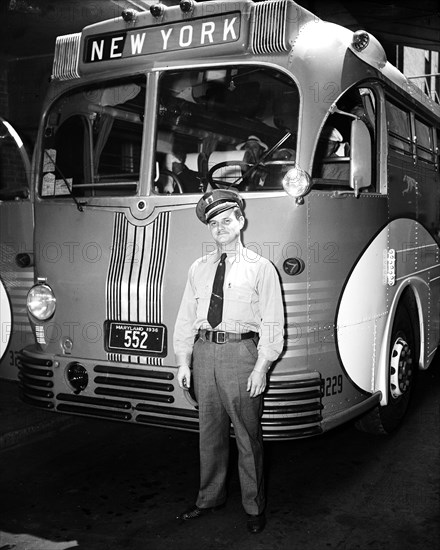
[307,192,388,418]
[412,161,440,363]
[31,204,115,359]
[0,200,34,379]
[238,194,323,438]
[387,149,440,368]
[170,195,311,371]
[338,219,440,410]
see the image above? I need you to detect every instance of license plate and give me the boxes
[105,321,166,357]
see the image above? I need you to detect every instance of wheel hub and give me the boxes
[390,336,413,398]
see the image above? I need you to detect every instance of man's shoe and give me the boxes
[246,513,266,534]
[178,504,224,521]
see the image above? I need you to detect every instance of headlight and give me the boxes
[27,283,56,320]
[282,166,312,201]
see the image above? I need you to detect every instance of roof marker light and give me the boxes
[121,9,139,22]
[352,30,370,52]
[350,29,387,69]
[150,3,166,18]
[180,0,196,13]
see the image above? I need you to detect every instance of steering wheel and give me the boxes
[159,168,183,193]
[207,161,257,188]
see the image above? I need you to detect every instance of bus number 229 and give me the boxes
[324,375,343,396]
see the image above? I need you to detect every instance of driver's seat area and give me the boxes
[206,149,246,189]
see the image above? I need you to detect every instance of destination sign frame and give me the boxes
[84,12,241,63]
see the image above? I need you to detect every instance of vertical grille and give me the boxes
[251,0,289,55]
[106,212,170,366]
[52,33,81,81]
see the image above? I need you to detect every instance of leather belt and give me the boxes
[198,329,257,344]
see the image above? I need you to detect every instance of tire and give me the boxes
[355,294,418,434]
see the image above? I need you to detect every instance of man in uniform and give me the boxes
[173,189,284,534]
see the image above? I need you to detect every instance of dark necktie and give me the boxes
[207,253,227,329]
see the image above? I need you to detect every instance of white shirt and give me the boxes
[173,242,284,365]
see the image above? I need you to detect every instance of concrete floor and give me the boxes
[0,366,439,550]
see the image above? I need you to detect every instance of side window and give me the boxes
[42,115,88,197]
[312,118,350,186]
[386,102,412,156]
[41,79,144,198]
[437,129,440,170]
[415,118,435,165]
[0,118,30,200]
[312,87,376,191]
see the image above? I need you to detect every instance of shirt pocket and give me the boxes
[194,283,211,312]
[223,286,254,322]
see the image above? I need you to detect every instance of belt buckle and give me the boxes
[216,331,226,344]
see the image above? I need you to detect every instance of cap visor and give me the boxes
[206,201,238,222]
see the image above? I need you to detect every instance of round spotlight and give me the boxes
[66,362,88,394]
[150,3,165,18]
[282,165,312,200]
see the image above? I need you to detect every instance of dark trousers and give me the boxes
[192,335,265,515]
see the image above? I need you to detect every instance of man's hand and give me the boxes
[246,370,267,398]
[177,365,191,390]
[246,357,272,397]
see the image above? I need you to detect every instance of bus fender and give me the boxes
[337,218,440,404]
[375,282,423,407]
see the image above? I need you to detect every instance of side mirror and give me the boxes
[350,119,371,196]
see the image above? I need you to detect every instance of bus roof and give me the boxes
[51,0,440,120]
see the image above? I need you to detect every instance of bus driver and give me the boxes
[173,189,284,534]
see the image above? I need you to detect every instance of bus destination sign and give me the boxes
[84,13,241,63]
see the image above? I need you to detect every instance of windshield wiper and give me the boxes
[230,132,293,187]
[44,150,86,212]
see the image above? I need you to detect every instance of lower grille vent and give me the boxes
[95,387,174,403]
[57,403,132,421]
[17,350,54,408]
[261,374,323,439]
[94,375,173,392]
[94,365,173,380]
[57,393,131,409]
[136,415,197,431]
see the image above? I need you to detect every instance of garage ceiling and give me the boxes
[315,0,440,52]
[1,0,439,58]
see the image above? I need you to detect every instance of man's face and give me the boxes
[208,208,244,248]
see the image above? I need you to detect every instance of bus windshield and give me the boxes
[41,77,146,199]
[40,66,299,199]
[154,65,299,194]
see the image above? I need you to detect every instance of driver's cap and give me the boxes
[196,189,244,224]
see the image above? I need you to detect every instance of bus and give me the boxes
[18,0,440,439]
[0,116,34,379]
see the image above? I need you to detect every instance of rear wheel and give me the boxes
[355,295,418,434]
